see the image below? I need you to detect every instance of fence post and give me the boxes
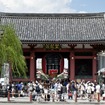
[30,92,32,102]
[8,91,10,102]
[97,93,100,102]
[75,92,77,102]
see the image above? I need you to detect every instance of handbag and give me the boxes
[68,92,72,96]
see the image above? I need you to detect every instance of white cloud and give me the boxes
[0,0,77,13]
[78,11,87,13]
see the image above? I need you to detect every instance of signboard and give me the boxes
[49,69,58,75]
[49,69,58,78]
[1,63,9,85]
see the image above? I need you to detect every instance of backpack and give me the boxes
[71,83,77,91]
[36,85,40,92]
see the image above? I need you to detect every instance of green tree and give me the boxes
[0,25,27,78]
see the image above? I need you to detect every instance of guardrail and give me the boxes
[0,91,103,103]
[7,91,32,102]
[73,92,101,102]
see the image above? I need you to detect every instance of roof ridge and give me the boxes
[0,12,104,18]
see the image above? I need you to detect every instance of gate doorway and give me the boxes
[46,53,61,78]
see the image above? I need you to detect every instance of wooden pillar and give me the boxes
[60,57,64,73]
[30,51,35,81]
[34,55,36,82]
[70,51,75,80]
[93,52,97,81]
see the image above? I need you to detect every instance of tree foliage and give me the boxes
[0,25,27,78]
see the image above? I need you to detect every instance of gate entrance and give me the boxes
[46,53,61,78]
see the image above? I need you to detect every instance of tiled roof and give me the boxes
[0,12,105,44]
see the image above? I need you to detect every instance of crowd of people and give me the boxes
[0,79,105,102]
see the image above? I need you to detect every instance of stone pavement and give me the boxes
[66,99,105,104]
[0,97,105,104]
[0,97,31,103]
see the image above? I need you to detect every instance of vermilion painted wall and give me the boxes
[11,48,97,82]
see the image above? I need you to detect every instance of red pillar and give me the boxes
[93,53,97,81]
[34,56,36,82]
[60,57,64,73]
[70,51,75,80]
[30,51,35,81]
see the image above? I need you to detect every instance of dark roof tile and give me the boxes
[0,12,105,43]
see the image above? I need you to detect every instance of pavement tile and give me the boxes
[0,97,105,104]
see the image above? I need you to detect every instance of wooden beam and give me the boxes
[28,44,37,50]
[68,44,77,50]
[90,44,105,51]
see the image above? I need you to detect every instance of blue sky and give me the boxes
[71,0,105,13]
[0,0,105,13]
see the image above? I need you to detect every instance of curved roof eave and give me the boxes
[21,39,105,44]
